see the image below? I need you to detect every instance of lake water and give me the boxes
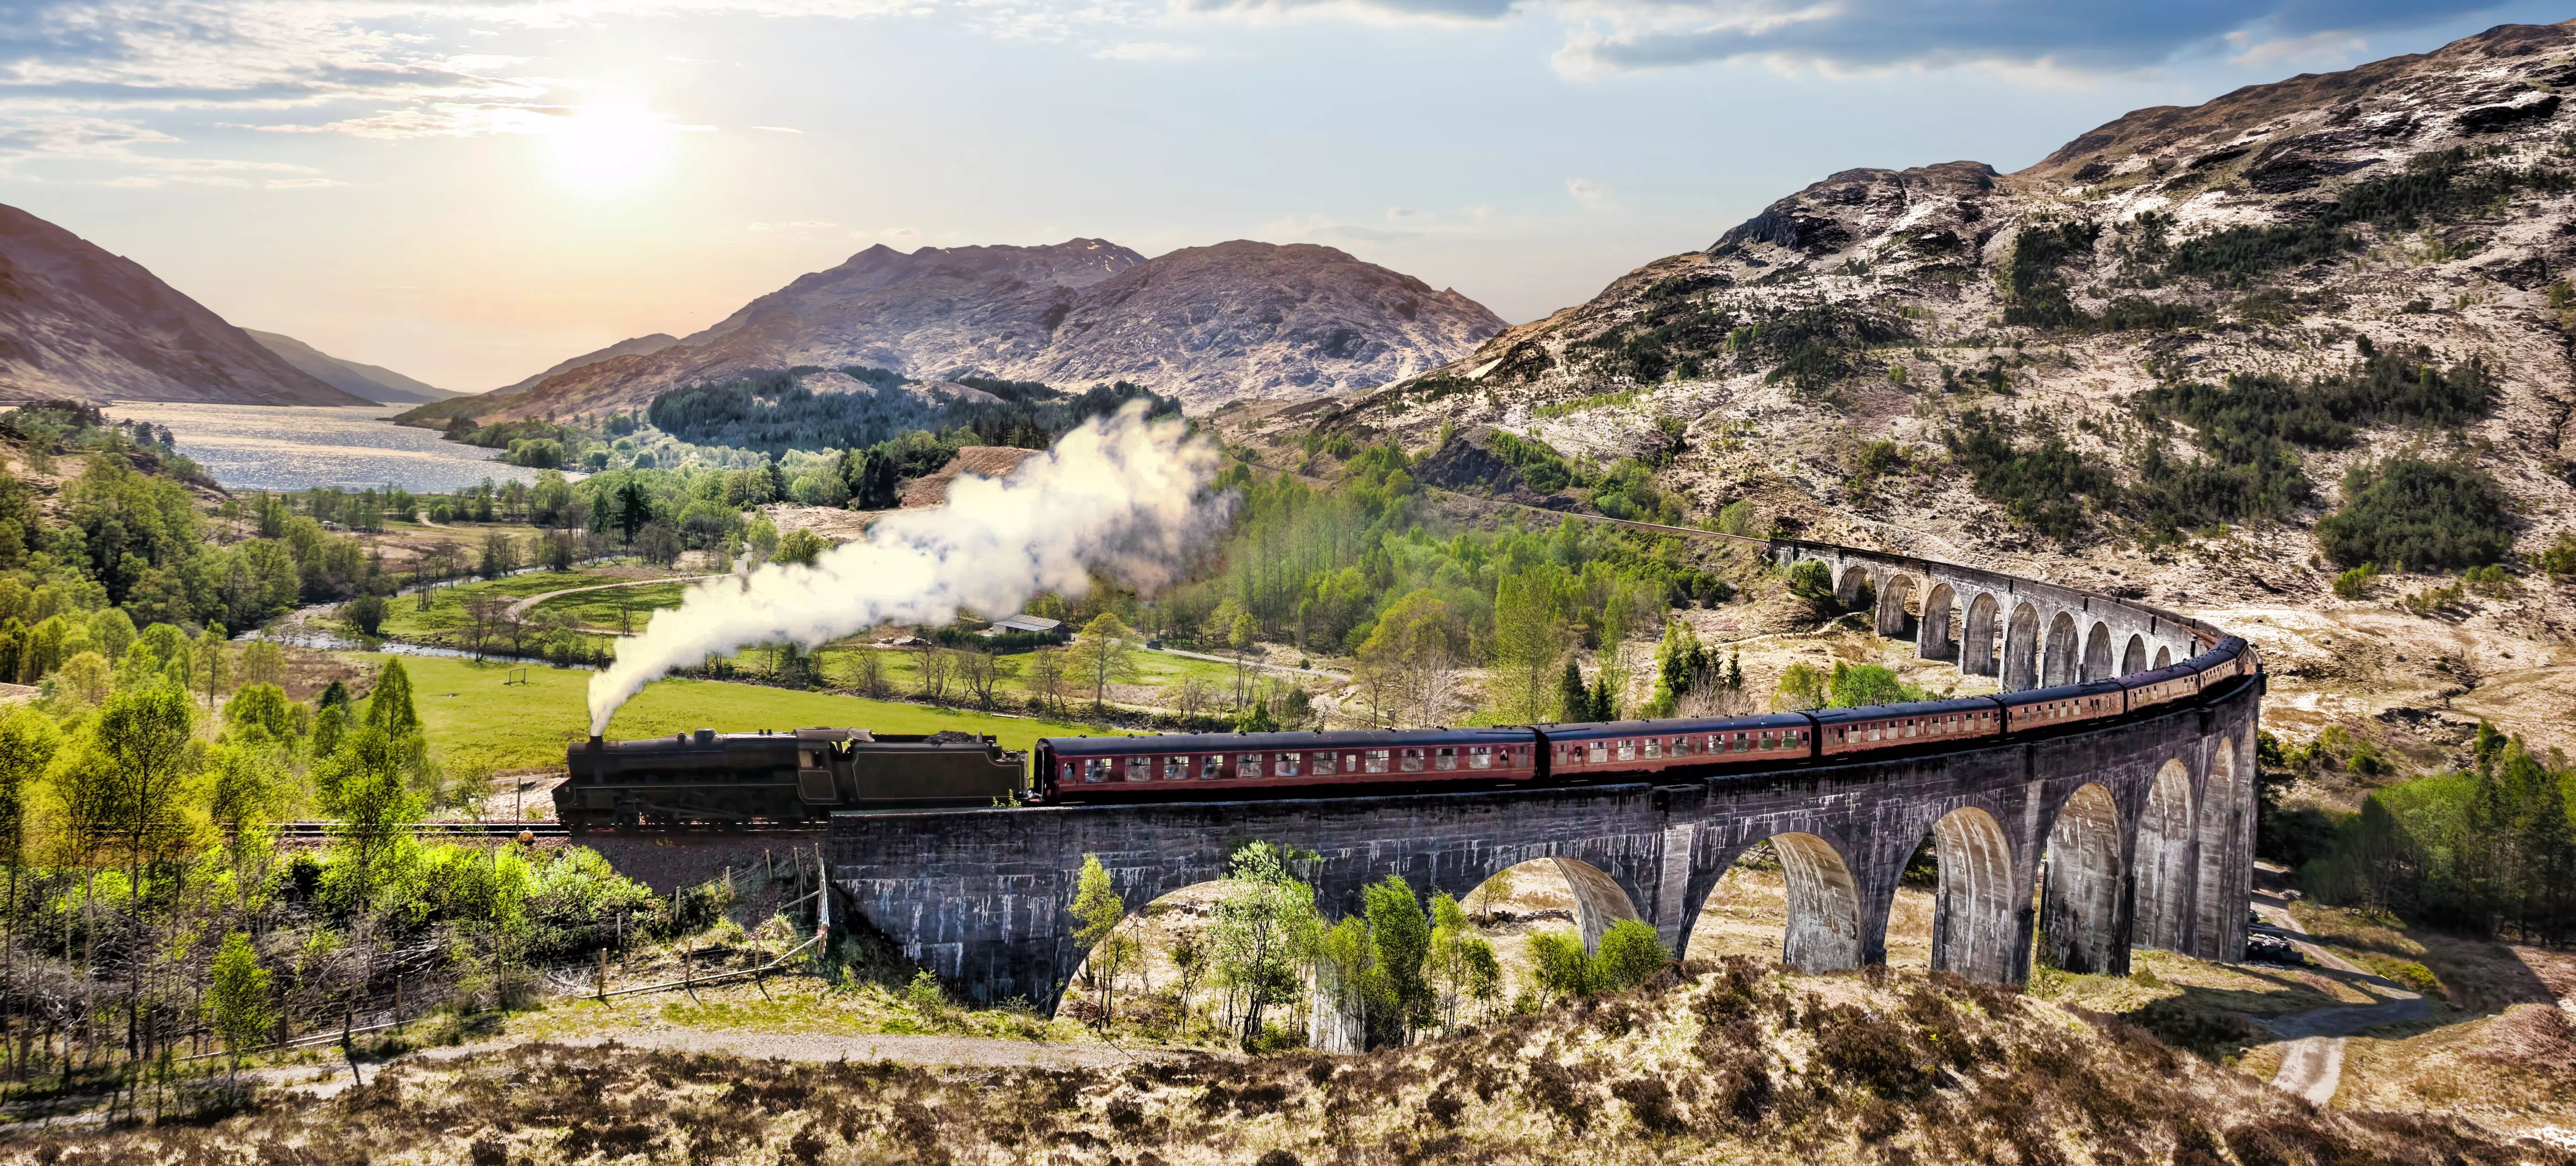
[103,402,542,493]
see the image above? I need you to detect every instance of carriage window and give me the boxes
[1085,758,1112,783]
[1644,738,1661,759]
[1728,733,1745,754]
[1125,756,1151,782]
[1311,752,1336,776]
[1755,731,1771,751]
[1905,719,1918,738]
[1239,754,1265,779]
[1587,743,1607,764]
[1467,745,1492,769]
[1366,749,1392,774]
[1399,748,1425,772]
[1164,756,1189,781]
[1202,755,1224,780]
[1671,737,1690,757]
[1434,747,1457,771]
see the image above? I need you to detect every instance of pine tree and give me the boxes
[1557,660,1588,723]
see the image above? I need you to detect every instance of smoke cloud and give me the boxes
[587,402,1225,735]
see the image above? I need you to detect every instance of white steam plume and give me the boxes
[587,402,1224,735]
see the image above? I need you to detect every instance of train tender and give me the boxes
[556,727,1026,830]
[556,638,2259,822]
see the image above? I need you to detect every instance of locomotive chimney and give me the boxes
[587,735,603,750]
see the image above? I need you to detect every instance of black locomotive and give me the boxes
[556,727,1027,831]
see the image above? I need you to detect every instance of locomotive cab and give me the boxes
[558,726,1028,830]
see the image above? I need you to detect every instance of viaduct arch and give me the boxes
[826,542,2261,1009]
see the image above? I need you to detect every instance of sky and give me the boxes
[0,0,2562,392]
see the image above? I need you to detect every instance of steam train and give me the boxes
[557,636,2259,828]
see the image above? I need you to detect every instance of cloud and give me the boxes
[1093,41,1204,60]
[1566,176,1611,206]
[749,219,837,231]
[1171,0,1518,22]
[1542,0,2503,77]
[749,124,803,133]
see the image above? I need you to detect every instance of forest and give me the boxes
[2287,724,2576,946]
[0,650,659,1110]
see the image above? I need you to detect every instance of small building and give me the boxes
[984,614,1062,636]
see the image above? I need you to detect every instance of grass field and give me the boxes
[378,653,1127,772]
[376,569,667,640]
[528,580,692,631]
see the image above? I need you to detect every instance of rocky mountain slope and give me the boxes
[245,329,457,404]
[0,204,369,407]
[482,238,1502,420]
[1241,23,2576,723]
[491,332,681,398]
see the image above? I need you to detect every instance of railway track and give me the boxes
[274,821,571,839]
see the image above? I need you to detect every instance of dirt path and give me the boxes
[2252,901,2429,1106]
[506,574,726,620]
[1149,645,1349,679]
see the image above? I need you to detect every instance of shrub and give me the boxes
[2332,563,2378,600]
[2541,532,2576,577]
[1943,410,2113,539]
[1592,921,1670,992]
[2314,458,2516,570]
[1784,561,1834,602]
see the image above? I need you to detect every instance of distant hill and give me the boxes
[465,238,1502,422]
[490,332,683,398]
[0,204,370,407]
[245,330,458,405]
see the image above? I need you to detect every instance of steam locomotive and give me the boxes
[556,727,1027,831]
[558,636,2258,827]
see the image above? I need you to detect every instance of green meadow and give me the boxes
[376,653,1127,772]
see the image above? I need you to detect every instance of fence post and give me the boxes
[596,949,608,1002]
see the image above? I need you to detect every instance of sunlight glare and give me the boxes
[546,93,670,194]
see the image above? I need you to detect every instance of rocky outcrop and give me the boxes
[487,239,1502,420]
[0,204,370,407]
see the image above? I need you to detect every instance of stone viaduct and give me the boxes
[827,542,2261,1011]
[1771,540,2204,692]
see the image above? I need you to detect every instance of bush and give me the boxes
[1785,560,1834,603]
[2332,563,2379,600]
[1592,921,1670,992]
[342,593,388,637]
[2541,532,2576,577]
[2314,458,2515,570]
[1943,410,2113,539]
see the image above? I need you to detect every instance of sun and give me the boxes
[546,93,670,194]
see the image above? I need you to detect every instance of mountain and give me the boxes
[1282,20,2576,617]
[489,332,682,398]
[477,238,1503,420]
[245,330,457,405]
[0,204,370,407]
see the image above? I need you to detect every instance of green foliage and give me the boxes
[2539,532,2576,577]
[1824,661,1927,708]
[1943,410,2114,539]
[2301,731,2575,944]
[1591,920,1672,992]
[1785,560,1835,603]
[1775,661,1829,712]
[1485,431,1577,493]
[1572,296,1910,391]
[2314,458,2516,571]
[1362,876,1435,1039]
[2165,146,2574,284]
[2332,563,2379,601]
[2002,220,2101,329]
[647,368,1177,457]
[1070,853,1125,949]
[775,528,829,568]
[1527,931,1591,998]
[204,932,274,1072]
